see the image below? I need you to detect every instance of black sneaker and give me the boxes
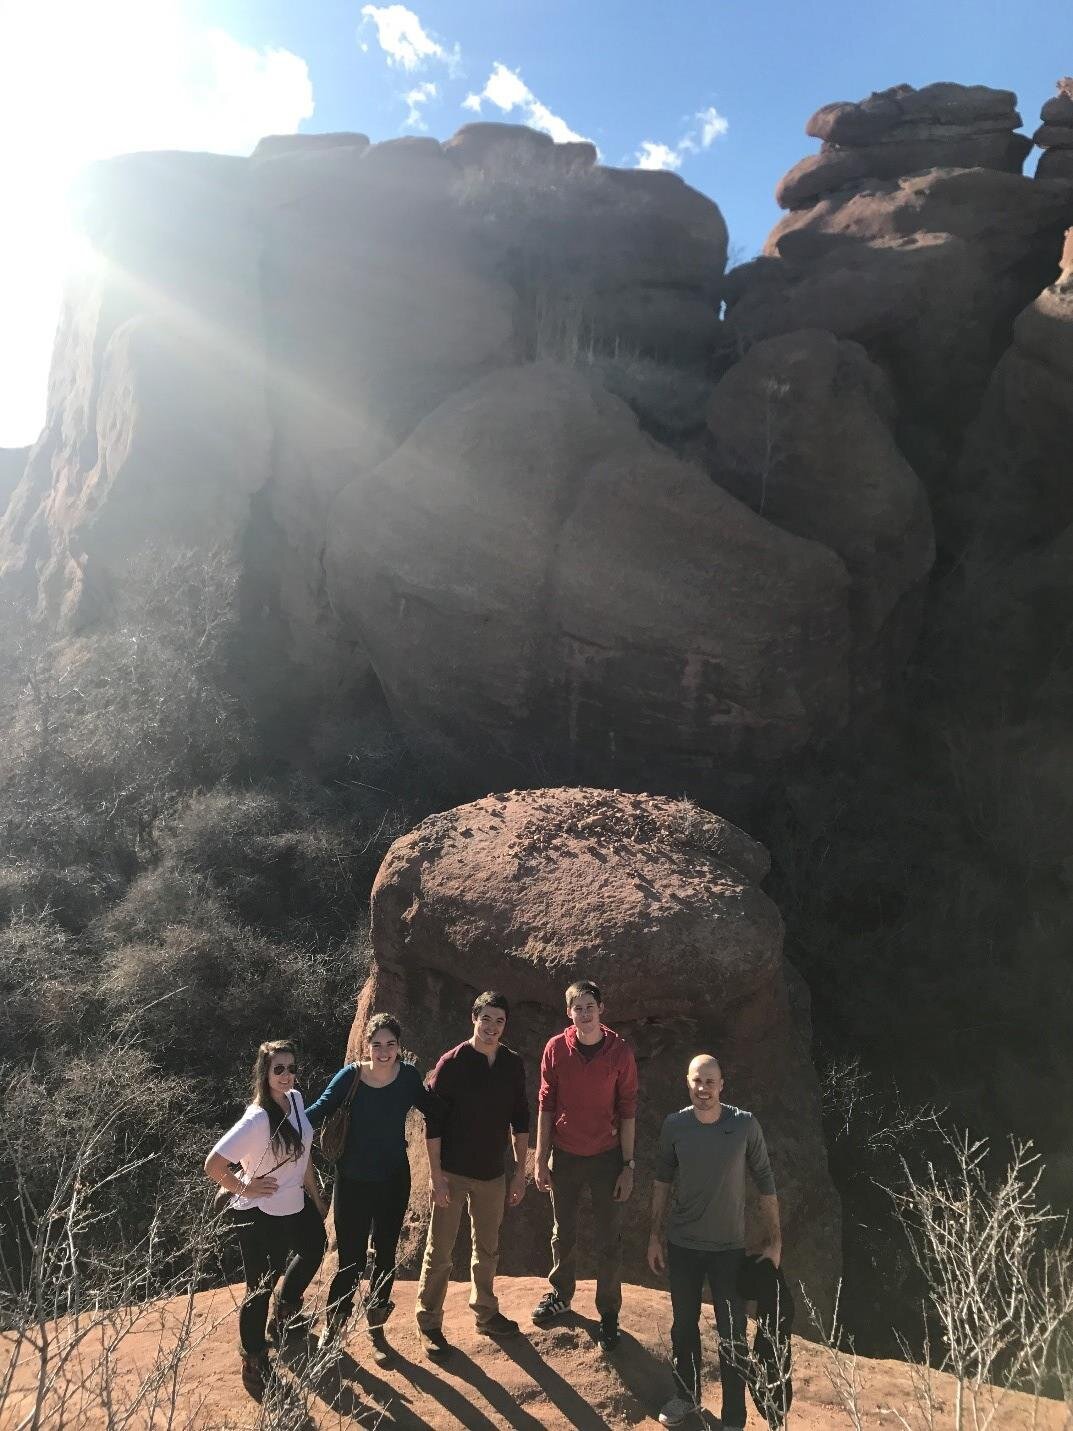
[476,1312,522,1338]
[532,1290,571,1325]
[418,1326,453,1359]
[596,1317,620,1351]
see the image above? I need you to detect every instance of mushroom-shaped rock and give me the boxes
[352,786,841,1299]
[780,82,1030,211]
[706,329,934,692]
[806,82,1020,144]
[325,362,851,809]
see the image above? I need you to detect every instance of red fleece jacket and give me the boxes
[538,1025,639,1156]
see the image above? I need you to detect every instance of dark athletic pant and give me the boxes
[548,1146,623,1320]
[230,1200,326,1355]
[668,1241,747,1425]
[328,1164,411,1323]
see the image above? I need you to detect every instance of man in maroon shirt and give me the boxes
[532,979,638,1350]
[415,990,530,1358]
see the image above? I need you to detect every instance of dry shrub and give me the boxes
[0,912,98,1062]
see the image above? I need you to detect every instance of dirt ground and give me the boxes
[5,1275,1070,1429]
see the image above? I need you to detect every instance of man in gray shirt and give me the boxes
[648,1054,781,1429]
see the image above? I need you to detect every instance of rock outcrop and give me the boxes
[0,448,27,524]
[705,329,934,696]
[777,83,1030,210]
[0,124,745,773]
[953,228,1073,551]
[726,84,1071,535]
[1034,79,1073,184]
[352,786,841,1301]
[328,362,851,800]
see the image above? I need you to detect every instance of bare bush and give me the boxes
[887,1131,1073,1430]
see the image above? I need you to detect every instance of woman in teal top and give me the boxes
[306,1013,441,1347]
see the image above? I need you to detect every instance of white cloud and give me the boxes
[360,5,459,74]
[463,62,592,147]
[403,81,437,131]
[634,104,729,174]
[635,141,683,172]
[0,0,314,446]
[697,106,730,147]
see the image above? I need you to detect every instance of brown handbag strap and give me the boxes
[341,1064,362,1109]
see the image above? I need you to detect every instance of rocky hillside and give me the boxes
[3,80,1073,1343]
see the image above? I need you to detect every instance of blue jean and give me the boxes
[668,1241,747,1424]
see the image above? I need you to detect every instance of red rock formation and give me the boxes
[726,85,1071,539]
[351,786,841,1303]
[779,83,1030,210]
[705,329,934,698]
[1034,81,1073,185]
[327,362,851,800]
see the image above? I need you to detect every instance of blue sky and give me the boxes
[0,0,1068,446]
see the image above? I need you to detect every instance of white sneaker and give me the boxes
[658,1396,693,1427]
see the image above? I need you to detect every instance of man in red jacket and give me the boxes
[532,979,639,1350]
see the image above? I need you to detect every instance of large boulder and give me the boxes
[352,786,841,1300]
[326,362,851,809]
[779,82,1030,210]
[706,329,934,695]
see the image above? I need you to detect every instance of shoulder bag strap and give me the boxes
[342,1063,362,1109]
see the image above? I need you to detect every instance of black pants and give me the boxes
[668,1241,747,1425]
[328,1164,411,1323]
[230,1199,326,1355]
[548,1147,623,1319]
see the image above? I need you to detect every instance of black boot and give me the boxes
[240,1350,272,1399]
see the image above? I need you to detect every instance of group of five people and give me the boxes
[204,980,782,1429]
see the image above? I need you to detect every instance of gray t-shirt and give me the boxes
[654,1103,776,1252]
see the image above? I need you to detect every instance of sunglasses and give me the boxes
[272,1063,297,1076]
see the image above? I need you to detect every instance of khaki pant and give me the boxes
[415,1171,506,1329]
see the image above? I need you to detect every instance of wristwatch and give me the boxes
[623,1158,636,1170]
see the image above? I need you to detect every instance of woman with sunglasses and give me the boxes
[306,1013,441,1357]
[205,1039,328,1396]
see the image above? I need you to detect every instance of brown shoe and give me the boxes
[418,1326,453,1359]
[369,1326,393,1366]
[240,1352,272,1399]
[476,1312,521,1338]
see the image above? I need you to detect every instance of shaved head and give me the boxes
[688,1054,722,1079]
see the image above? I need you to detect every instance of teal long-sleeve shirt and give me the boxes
[305,1061,442,1182]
